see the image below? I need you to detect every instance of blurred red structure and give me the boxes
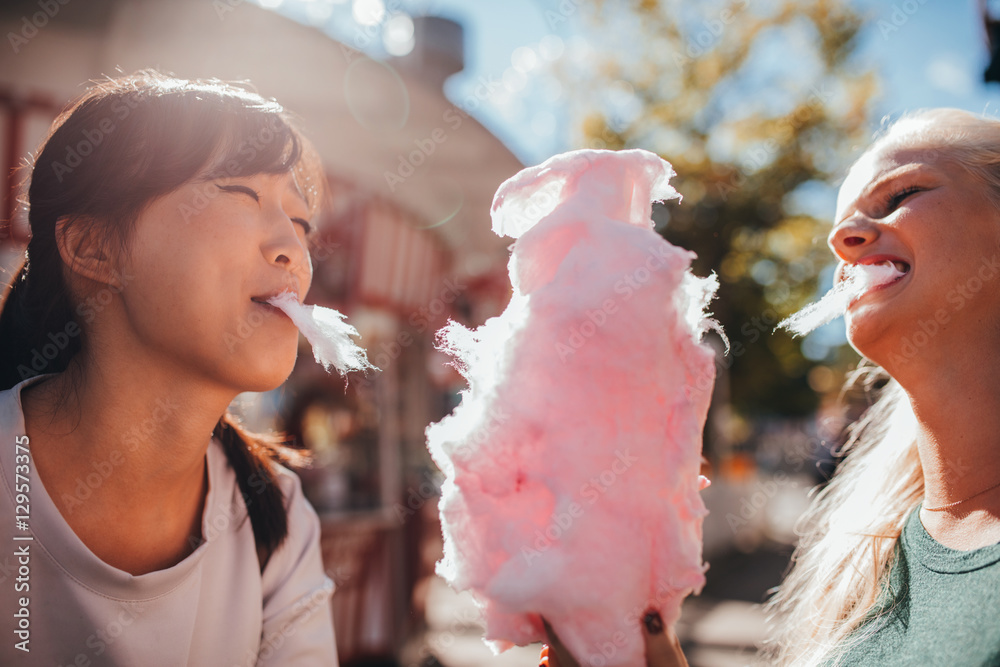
[0,0,523,662]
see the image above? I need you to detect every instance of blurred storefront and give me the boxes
[0,0,522,662]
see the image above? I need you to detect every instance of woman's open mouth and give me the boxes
[842,260,910,307]
[876,259,910,275]
[845,257,910,291]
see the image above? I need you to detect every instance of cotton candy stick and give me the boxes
[777,263,905,337]
[266,291,375,375]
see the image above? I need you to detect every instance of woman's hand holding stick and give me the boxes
[539,611,689,667]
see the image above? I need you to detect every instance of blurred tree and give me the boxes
[549,0,875,418]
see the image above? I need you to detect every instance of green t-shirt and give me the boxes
[832,504,1000,666]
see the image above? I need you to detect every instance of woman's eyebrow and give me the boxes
[835,164,927,224]
[867,164,925,194]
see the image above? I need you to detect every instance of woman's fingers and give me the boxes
[641,610,689,667]
[542,617,580,667]
[539,612,688,667]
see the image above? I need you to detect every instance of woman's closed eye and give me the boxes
[217,184,312,234]
[882,185,922,216]
[291,217,313,235]
[218,183,260,202]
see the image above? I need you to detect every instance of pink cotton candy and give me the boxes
[426,149,720,666]
[266,291,375,375]
[777,262,906,337]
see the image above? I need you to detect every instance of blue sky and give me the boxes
[265,0,1000,162]
[438,0,1000,164]
[854,0,1000,116]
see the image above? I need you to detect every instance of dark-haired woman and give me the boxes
[0,71,338,665]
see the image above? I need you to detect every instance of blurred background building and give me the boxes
[3,1,1000,666]
[0,0,521,662]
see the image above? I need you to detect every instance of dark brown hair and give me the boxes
[0,69,325,566]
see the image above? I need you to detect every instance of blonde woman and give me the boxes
[763,108,1000,666]
[547,109,1000,666]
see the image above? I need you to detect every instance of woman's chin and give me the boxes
[845,313,890,359]
[239,369,295,394]
[234,352,299,393]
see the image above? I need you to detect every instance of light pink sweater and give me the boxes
[0,375,339,666]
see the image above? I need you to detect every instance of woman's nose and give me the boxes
[264,235,303,267]
[262,221,312,283]
[828,218,879,260]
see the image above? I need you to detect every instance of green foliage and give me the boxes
[554,0,875,416]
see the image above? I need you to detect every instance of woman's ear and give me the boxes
[54,215,124,289]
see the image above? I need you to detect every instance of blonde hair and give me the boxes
[760,108,1000,666]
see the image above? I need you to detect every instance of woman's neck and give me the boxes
[21,351,235,514]
[903,356,1000,549]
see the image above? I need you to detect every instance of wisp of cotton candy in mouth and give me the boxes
[266,291,376,375]
[777,262,906,337]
